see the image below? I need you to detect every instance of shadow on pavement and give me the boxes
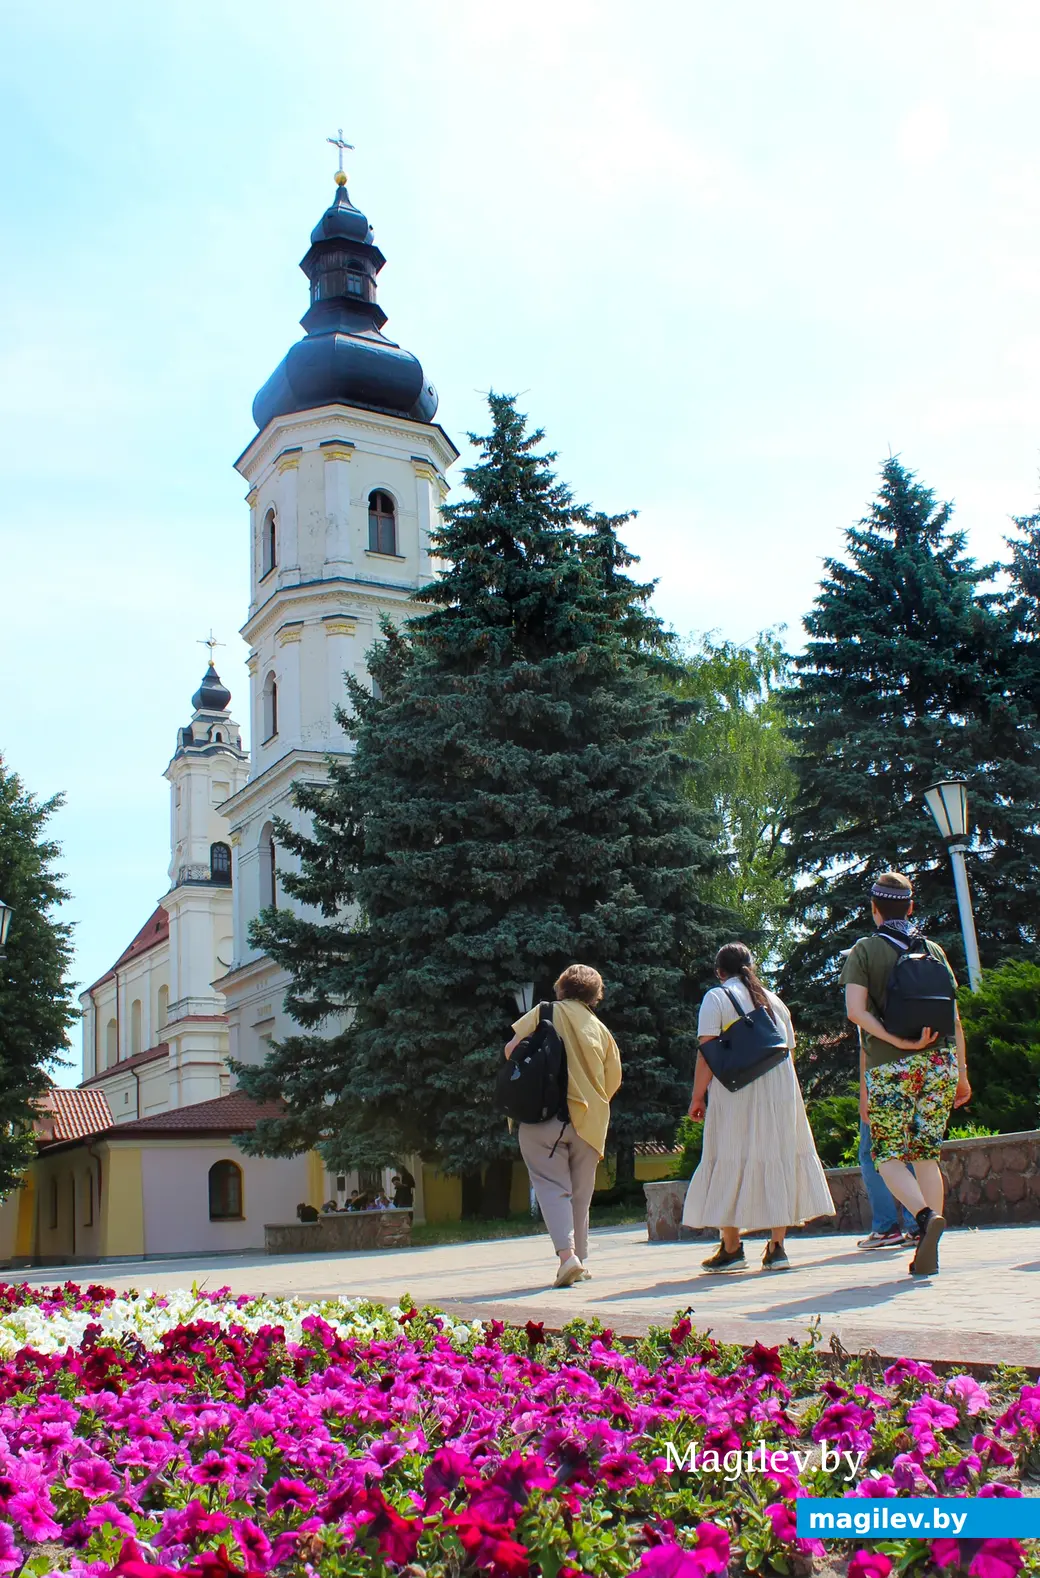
[749,1278,927,1319]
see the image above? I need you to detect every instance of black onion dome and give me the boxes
[192,663,232,713]
[309,182,374,246]
[252,175,438,431]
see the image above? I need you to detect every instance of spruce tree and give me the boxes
[237,396,720,1202]
[779,457,1040,1089]
[0,759,76,1195]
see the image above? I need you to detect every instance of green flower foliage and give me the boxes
[0,757,76,1196]
[236,395,723,1178]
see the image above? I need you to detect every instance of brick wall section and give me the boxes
[644,1129,1040,1242]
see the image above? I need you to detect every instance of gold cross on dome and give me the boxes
[327,127,354,175]
[198,630,225,665]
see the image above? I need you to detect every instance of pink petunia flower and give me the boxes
[946,1375,991,1416]
[0,1522,21,1577]
[765,1504,797,1544]
[265,1477,315,1514]
[848,1551,892,1578]
[969,1540,1025,1578]
[932,1540,962,1569]
[692,1521,729,1573]
[628,1543,709,1578]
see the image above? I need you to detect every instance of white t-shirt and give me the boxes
[698,979,796,1051]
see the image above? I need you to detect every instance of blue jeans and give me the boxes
[858,1119,905,1234]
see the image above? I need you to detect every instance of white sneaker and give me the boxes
[553,1254,585,1288]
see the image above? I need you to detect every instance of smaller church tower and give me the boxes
[162,658,249,1106]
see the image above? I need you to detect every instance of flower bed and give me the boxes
[0,1282,1035,1578]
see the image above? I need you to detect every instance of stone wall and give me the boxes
[264,1209,412,1255]
[645,1129,1040,1242]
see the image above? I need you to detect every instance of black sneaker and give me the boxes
[701,1242,746,1272]
[762,1241,791,1272]
[909,1210,945,1277]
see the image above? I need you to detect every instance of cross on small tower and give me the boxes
[327,127,354,176]
[198,630,225,667]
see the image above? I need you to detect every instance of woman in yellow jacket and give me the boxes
[505,964,622,1288]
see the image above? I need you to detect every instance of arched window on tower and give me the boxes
[157,984,169,1030]
[261,509,277,578]
[130,999,142,1058]
[106,1018,118,1068]
[259,822,277,911]
[262,673,278,742]
[210,842,232,886]
[208,1160,243,1221]
[368,490,397,556]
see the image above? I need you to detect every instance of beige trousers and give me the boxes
[519,1119,600,1261]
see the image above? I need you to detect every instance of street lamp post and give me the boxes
[922,778,982,992]
[0,897,12,961]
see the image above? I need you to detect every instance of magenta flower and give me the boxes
[67,1456,123,1500]
[932,1539,962,1569]
[232,1521,271,1572]
[85,1503,136,1535]
[187,1452,233,1486]
[765,1503,797,1543]
[848,1552,892,1578]
[944,1454,981,1487]
[946,1375,991,1415]
[692,1521,729,1572]
[0,1522,21,1577]
[629,1543,709,1578]
[883,1357,939,1388]
[973,1434,1017,1469]
[969,1540,1025,1578]
[265,1477,315,1514]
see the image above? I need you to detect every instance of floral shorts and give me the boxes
[865,1046,958,1164]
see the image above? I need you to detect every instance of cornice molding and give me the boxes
[217,749,347,826]
[235,404,459,487]
[241,578,413,646]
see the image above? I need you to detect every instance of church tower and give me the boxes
[163,659,249,1105]
[216,163,457,1069]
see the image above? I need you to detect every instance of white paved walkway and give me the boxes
[10,1225,1039,1367]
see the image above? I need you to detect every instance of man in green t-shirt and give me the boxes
[839,871,971,1278]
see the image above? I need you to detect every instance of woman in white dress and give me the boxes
[682,943,834,1272]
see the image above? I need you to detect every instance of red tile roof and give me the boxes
[37,1088,114,1144]
[111,1092,285,1138]
[87,906,170,991]
[80,1044,169,1088]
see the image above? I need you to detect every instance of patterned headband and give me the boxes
[871,881,913,901]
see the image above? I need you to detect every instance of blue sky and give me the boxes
[4,1,1040,1080]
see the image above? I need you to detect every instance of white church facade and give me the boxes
[0,162,472,1262]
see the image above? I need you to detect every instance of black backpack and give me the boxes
[494,1002,569,1125]
[878,928,957,1040]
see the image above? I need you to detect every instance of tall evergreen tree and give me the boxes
[0,758,76,1195]
[779,457,1040,1089]
[236,396,720,1203]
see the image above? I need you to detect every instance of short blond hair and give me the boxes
[554,964,604,1005]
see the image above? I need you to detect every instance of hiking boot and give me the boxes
[761,1241,791,1271]
[909,1210,946,1277]
[857,1228,903,1250]
[701,1242,746,1273]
